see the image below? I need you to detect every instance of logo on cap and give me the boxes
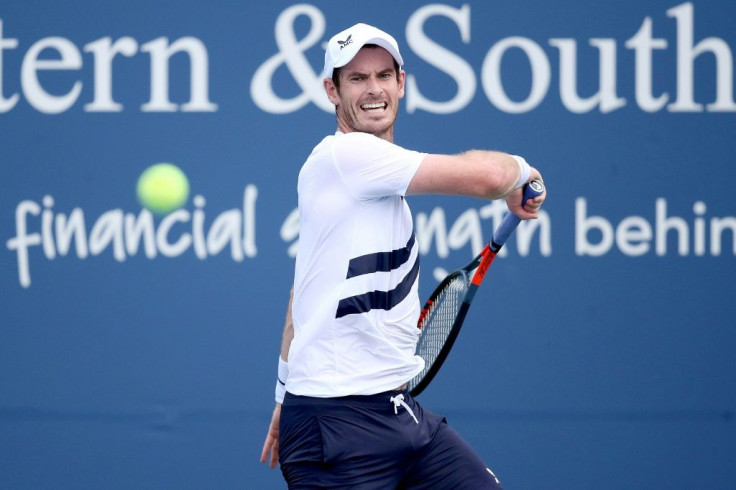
[338,34,353,50]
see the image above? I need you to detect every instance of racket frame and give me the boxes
[408,246,495,397]
[408,180,544,397]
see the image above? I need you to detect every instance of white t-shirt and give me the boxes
[288,131,427,397]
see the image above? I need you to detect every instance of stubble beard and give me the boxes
[336,102,397,143]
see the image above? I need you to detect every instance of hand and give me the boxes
[260,403,281,468]
[506,168,545,220]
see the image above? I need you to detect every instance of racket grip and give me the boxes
[491,179,545,250]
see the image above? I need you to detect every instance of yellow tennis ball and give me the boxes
[136,163,190,214]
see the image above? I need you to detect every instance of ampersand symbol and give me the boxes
[251,5,332,114]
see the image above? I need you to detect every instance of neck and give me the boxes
[335,122,395,143]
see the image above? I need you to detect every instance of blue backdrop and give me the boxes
[1,1,734,488]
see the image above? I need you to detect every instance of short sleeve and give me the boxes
[331,132,426,200]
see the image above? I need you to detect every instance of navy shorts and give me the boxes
[279,389,502,489]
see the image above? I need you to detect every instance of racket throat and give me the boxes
[471,251,497,286]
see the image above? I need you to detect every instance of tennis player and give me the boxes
[260,23,545,488]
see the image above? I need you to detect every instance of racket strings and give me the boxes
[409,272,471,392]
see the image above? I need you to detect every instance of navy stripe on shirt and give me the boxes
[336,253,420,318]
[346,234,416,279]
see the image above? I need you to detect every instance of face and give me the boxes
[324,47,405,142]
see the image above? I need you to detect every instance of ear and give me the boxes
[323,78,340,106]
[397,70,406,99]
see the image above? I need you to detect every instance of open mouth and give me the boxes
[360,102,387,112]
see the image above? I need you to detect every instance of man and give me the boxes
[261,23,545,488]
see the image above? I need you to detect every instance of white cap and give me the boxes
[323,23,404,79]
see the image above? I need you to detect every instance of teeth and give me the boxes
[362,103,385,110]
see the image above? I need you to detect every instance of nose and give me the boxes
[366,75,382,95]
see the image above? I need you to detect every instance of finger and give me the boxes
[260,435,274,464]
[259,440,269,463]
[269,441,279,468]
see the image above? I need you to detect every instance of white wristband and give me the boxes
[511,155,531,189]
[275,356,288,404]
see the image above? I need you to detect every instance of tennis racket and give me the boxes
[408,180,544,397]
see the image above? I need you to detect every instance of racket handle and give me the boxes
[491,179,545,250]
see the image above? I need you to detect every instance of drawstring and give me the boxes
[390,394,419,424]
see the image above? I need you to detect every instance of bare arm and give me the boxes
[260,288,294,469]
[407,151,519,198]
[407,150,545,218]
[279,288,294,361]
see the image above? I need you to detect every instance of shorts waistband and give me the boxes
[284,388,410,407]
